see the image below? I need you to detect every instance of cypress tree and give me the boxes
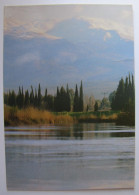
[21,86,24,108]
[79,80,83,111]
[46,95,54,111]
[60,86,66,111]
[113,78,125,110]
[9,90,16,107]
[94,101,98,112]
[30,86,34,106]
[24,90,30,107]
[124,76,129,111]
[37,83,42,108]
[16,86,22,108]
[54,87,60,111]
[73,84,79,112]
[111,74,135,113]
[131,74,135,101]
[44,88,48,109]
[128,73,132,98]
[34,89,38,107]
[4,93,9,105]
[66,84,71,112]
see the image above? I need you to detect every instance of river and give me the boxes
[5,123,135,191]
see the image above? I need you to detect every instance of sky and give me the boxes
[3,5,134,99]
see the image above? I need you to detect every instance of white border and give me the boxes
[0,1,139,195]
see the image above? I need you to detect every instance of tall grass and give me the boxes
[77,112,118,123]
[4,106,73,126]
[4,105,119,126]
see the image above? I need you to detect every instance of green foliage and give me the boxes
[37,83,42,108]
[54,85,71,112]
[4,81,84,113]
[24,90,30,107]
[8,90,16,107]
[109,91,116,103]
[30,85,34,106]
[46,95,54,111]
[111,74,135,113]
[79,81,83,111]
[73,81,84,112]
[100,97,110,110]
[94,102,98,112]
[116,112,135,126]
[73,84,79,112]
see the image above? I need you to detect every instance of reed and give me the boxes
[4,105,119,126]
[78,112,118,123]
[4,105,74,126]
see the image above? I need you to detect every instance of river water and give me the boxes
[5,123,135,191]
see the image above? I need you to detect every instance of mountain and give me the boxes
[4,18,134,99]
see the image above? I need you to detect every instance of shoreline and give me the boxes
[4,106,135,127]
[4,117,117,127]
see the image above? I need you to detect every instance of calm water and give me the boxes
[5,123,135,191]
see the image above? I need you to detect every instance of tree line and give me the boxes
[4,81,84,112]
[111,74,135,113]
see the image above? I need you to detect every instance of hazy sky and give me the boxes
[4,5,134,99]
[4,5,133,40]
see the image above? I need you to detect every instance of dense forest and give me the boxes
[110,74,135,113]
[4,74,135,126]
[4,81,84,112]
[4,74,135,113]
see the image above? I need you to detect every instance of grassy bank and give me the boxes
[4,105,121,126]
[4,105,134,126]
[4,106,74,126]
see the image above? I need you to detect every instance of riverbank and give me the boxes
[4,106,74,126]
[4,105,134,126]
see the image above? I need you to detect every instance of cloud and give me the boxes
[104,32,112,41]
[112,58,134,63]
[4,17,61,40]
[79,17,133,41]
[15,52,41,67]
[4,5,85,40]
[4,5,133,41]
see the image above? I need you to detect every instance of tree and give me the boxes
[94,101,99,112]
[8,90,16,107]
[54,87,60,111]
[100,97,110,110]
[46,95,54,111]
[86,104,89,112]
[111,78,125,110]
[37,83,42,108]
[111,74,135,112]
[4,93,9,105]
[16,86,24,108]
[73,84,79,112]
[124,76,129,111]
[34,89,38,107]
[30,86,34,106]
[66,84,71,112]
[24,90,30,107]
[79,80,83,111]
[68,88,74,111]
[43,88,48,109]
[109,91,116,103]
[21,86,24,108]
[131,74,135,101]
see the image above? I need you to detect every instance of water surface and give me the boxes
[5,123,135,191]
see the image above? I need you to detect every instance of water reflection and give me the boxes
[5,123,135,190]
[5,123,135,141]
